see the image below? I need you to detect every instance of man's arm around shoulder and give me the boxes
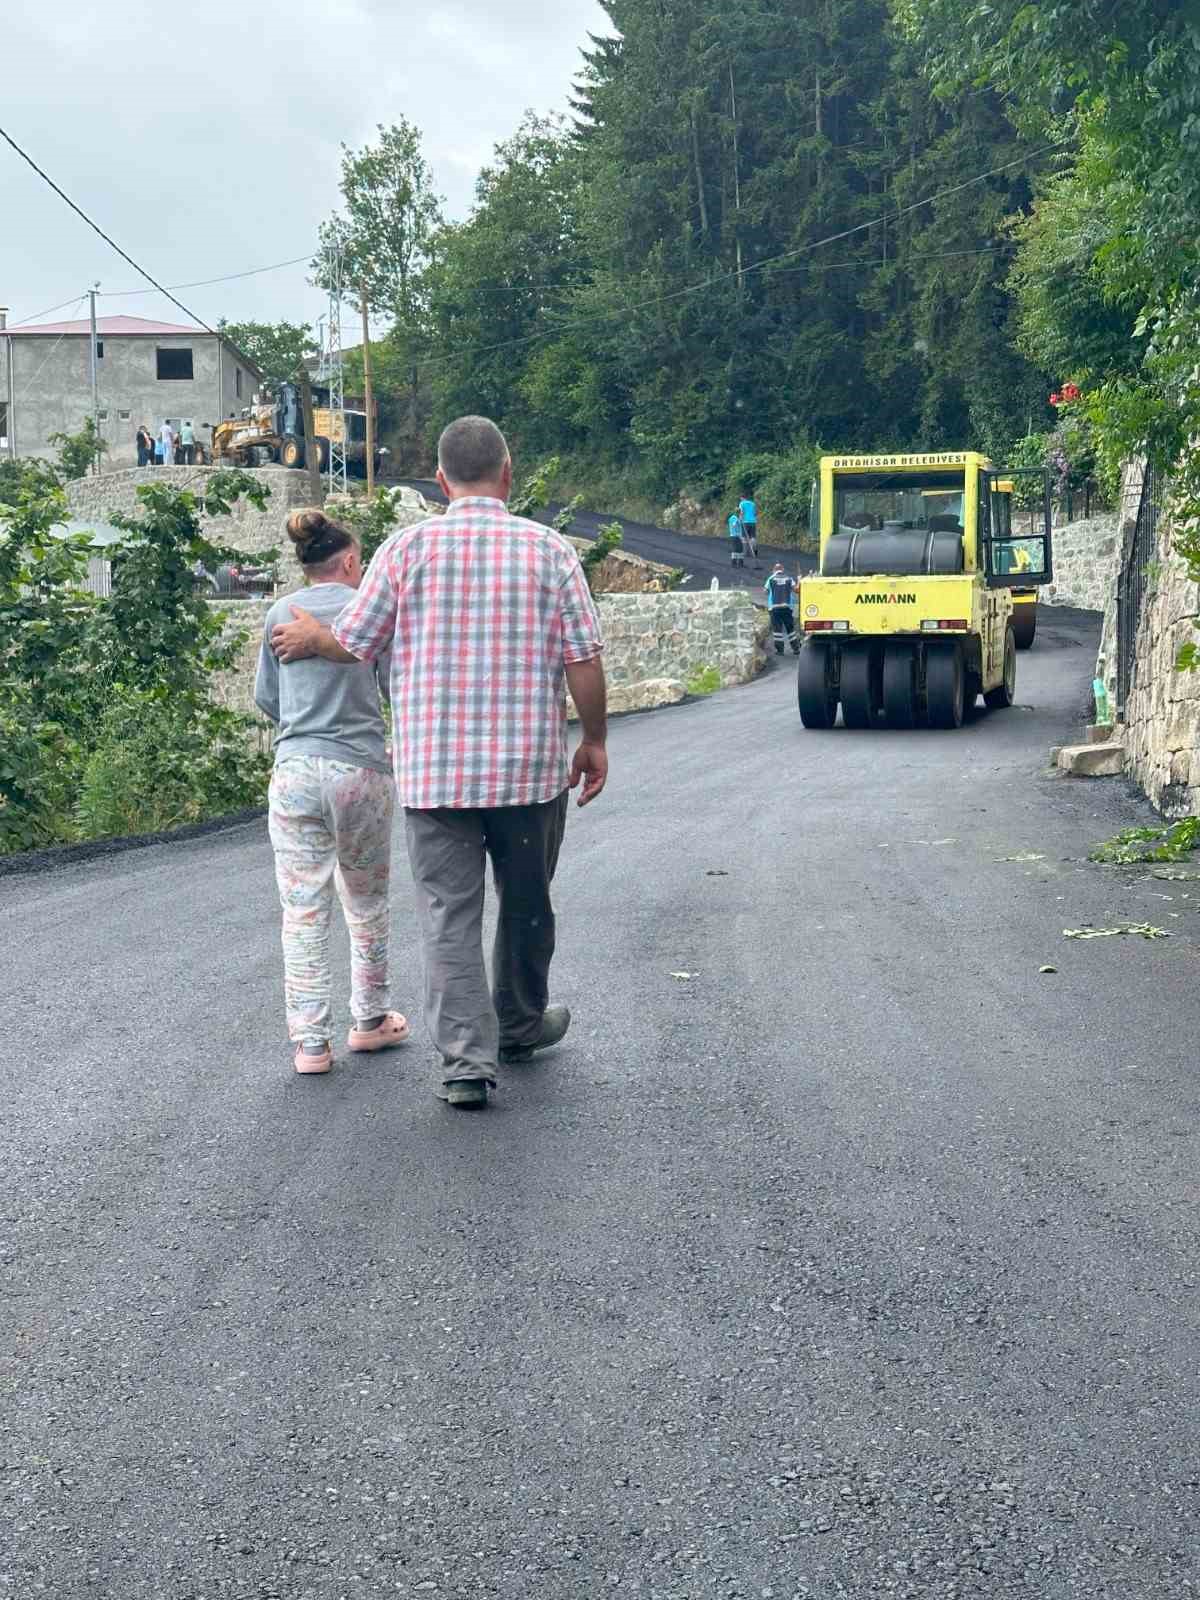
[271,607,361,665]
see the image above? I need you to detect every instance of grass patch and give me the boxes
[686,665,722,697]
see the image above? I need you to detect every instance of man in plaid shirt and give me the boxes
[272,416,608,1109]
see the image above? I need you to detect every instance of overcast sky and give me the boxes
[1,0,610,334]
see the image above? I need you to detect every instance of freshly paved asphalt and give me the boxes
[398,479,813,595]
[5,607,1200,1598]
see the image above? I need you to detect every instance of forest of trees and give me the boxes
[252,0,1194,530]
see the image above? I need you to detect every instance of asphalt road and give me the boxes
[5,608,1200,1598]
[398,479,812,595]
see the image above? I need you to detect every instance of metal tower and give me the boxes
[321,239,348,497]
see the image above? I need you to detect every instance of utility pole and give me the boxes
[360,285,375,496]
[88,284,100,473]
[322,240,348,498]
[298,369,324,506]
[0,307,14,459]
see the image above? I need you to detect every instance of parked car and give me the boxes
[193,561,275,596]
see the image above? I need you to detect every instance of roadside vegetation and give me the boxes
[225,6,1194,566]
[0,439,272,853]
[1090,819,1200,868]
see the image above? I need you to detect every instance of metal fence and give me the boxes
[1116,464,1161,720]
[1058,479,1108,523]
[85,556,112,598]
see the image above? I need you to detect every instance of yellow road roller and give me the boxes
[1011,589,1038,649]
[797,451,1053,729]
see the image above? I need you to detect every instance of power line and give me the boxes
[416,143,1061,373]
[101,254,314,298]
[0,122,214,332]
[764,244,1016,278]
[11,294,94,328]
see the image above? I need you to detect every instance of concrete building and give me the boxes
[0,314,263,467]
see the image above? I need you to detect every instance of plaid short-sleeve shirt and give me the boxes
[332,497,604,810]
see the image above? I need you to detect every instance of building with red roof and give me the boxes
[0,312,263,466]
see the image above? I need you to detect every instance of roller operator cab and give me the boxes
[995,479,1040,649]
[797,452,1053,730]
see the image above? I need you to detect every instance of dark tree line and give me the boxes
[416,0,1054,504]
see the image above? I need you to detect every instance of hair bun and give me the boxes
[284,507,355,569]
[286,508,332,553]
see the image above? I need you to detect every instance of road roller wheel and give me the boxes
[926,639,966,729]
[882,640,919,729]
[1012,605,1037,650]
[797,640,839,729]
[984,625,1017,709]
[840,641,883,729]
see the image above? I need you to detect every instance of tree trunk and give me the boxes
[729,64,744,284]
[361,288,375,495]
[691,105,710,237]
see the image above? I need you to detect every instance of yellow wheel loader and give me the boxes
[797,452,1053,730]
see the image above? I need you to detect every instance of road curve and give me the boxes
[398,478,814,594]
[5,608,1200,1597]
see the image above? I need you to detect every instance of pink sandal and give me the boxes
[294,1043,333,1075]
[347,1012,411,1053]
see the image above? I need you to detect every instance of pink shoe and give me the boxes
[294,1043,333,1075]
[347,1011,411,1053]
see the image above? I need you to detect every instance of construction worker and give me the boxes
[764,562,801,654]
[728,510,745,568]
[738,493,760,566]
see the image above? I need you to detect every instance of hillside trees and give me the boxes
[218,321,318,390]
[310,4,1059,512]
[314,120,445,459]
[893,0,1200,499]
[422,0,1053,510]
[425,115,592,451]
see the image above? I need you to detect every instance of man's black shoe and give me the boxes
[437,1077,491,1108]
[500,1005,571,1064]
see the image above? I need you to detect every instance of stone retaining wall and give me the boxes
[1042,512,1121,611]
[213,590,767,726]
[1096,463,1150,710]
[64,465,316,554]
[65,472,678,596]
[1120,483,1200,816]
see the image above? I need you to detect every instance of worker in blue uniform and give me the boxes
[765,563,801,654]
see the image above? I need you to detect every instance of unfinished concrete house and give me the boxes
[0,314,262,467]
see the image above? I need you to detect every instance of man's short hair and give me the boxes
[438,416,510,487]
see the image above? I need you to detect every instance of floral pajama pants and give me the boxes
[268,757,394,1046]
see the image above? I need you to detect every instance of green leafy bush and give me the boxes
[336,488,404,566]
[581,520,623,593]
[0,465,273,852]
[1089,818,1200,865]
[75,691,270,840]
[47,418,107,481]
[723,452,779,506]
[756,442,824,549]
[0,703,80,853]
